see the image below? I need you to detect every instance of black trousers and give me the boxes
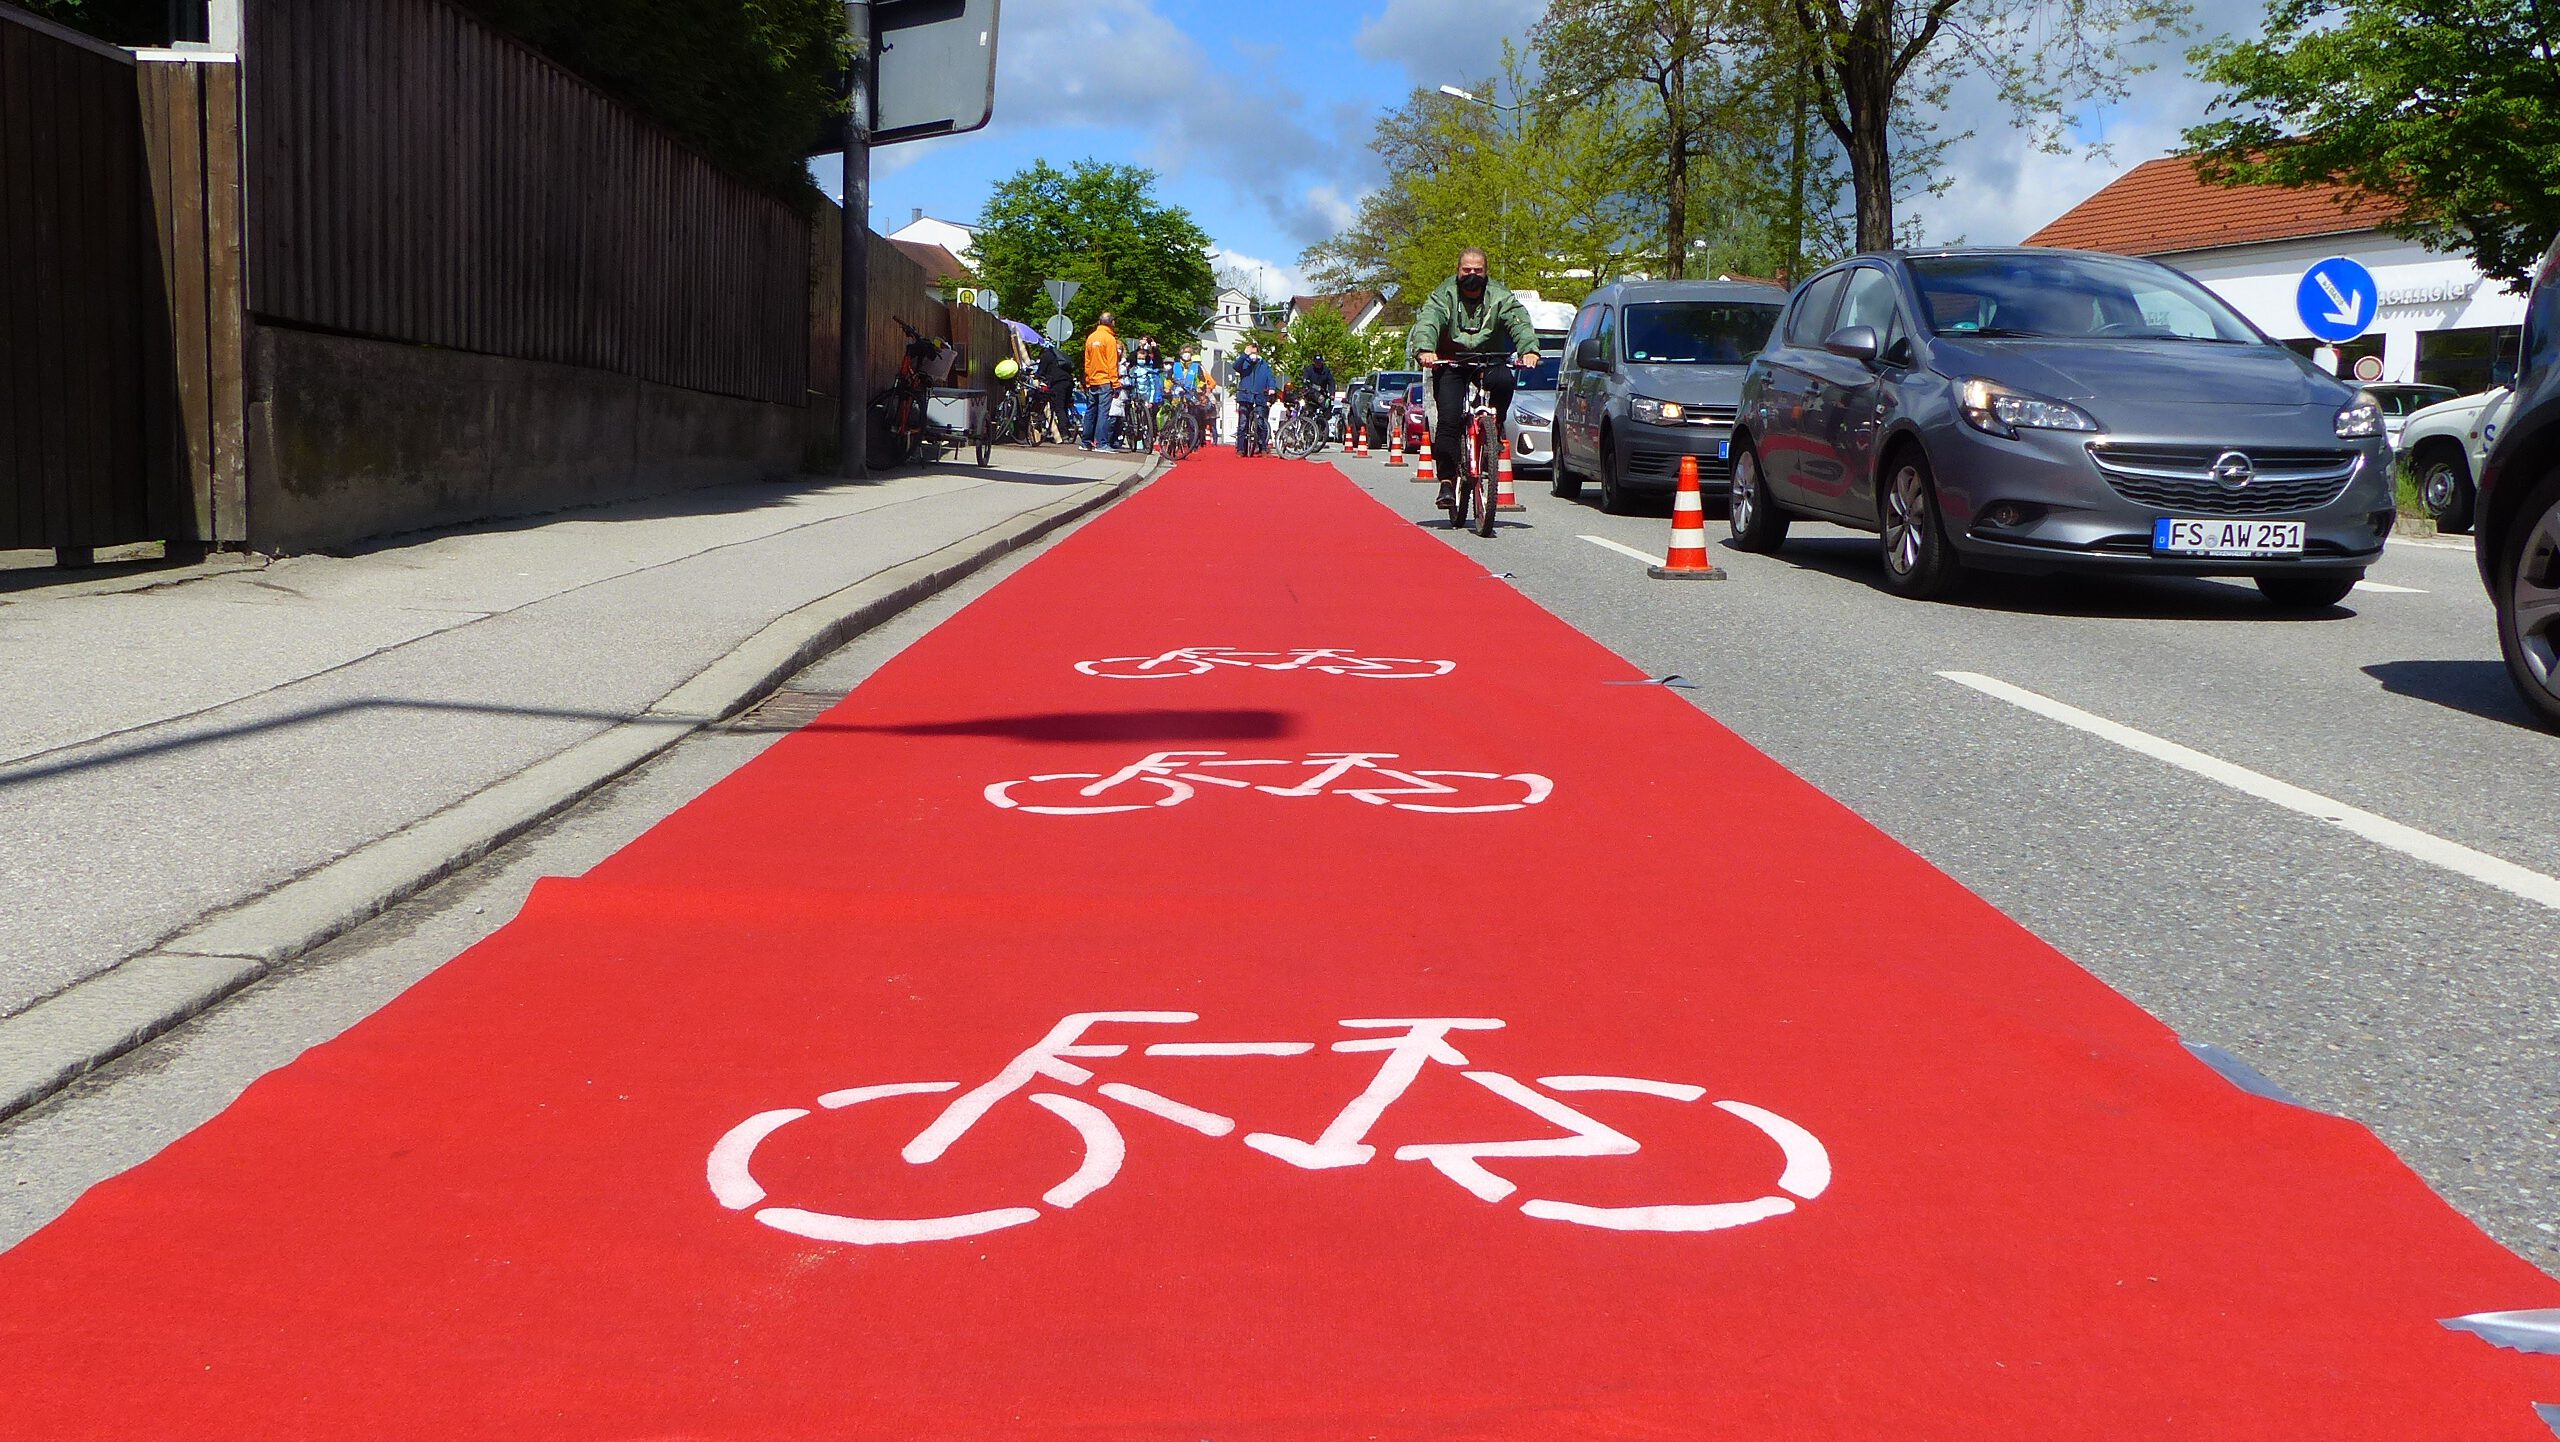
[1431,362,1515,481]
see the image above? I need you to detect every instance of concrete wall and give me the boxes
[242,325,811,554]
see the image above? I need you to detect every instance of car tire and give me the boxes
[1598,428,1635,515]
[1877,449,1964,600]
[2416,444,2476,534]
[1726,441,1789,552]
[1549,423,1583,499]
[2255,572,2360,609]
[2492,466,2560,730]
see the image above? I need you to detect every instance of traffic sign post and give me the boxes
[2296,256,2376,346]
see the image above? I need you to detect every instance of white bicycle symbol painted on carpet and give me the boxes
[709,1012,1831,1246]
[1075,648,1455,680]
[984,750,1552,815]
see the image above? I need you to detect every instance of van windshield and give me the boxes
[1621,303,1782,365]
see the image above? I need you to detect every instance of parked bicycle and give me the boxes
[708,1011,1832,1247]
[1152,395,1201,462]
[1429,355,1520,538]
[1276,396,1325,459]
[871,317,961,468]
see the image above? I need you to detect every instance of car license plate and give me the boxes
[2151,518,2305,556]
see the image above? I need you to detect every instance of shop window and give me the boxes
[2420,325,2525,395]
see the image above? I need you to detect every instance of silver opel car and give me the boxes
[1730,248,2397,606]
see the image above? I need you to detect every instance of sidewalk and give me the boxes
[0,445,1153,1113]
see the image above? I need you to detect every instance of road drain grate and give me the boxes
[726,689,850,732]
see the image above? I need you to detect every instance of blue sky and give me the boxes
[814,0,2249,299]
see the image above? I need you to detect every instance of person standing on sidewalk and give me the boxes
[1081,313,1123,452]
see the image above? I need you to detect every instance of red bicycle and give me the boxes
[1429,356,1521,538]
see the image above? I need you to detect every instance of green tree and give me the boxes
[1534,0,1782,278]
[1768,0,2189,250]
[1303,55,1651,312]
[2184,0,2560,288]
[1277,303,1363,386]
[974,160,1218,353]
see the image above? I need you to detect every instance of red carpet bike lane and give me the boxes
[2,454,2554,1438]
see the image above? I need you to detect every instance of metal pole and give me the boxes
[838,0,873,478]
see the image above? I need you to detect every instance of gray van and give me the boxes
[1552,279,1790,511]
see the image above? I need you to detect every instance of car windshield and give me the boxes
[1376,371,1422,391]
[2363,385,2457,417]
[1621,303,1780,365]
[1516,354,1563,390]
[1910,253,2264,344]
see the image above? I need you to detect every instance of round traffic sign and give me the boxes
[2353,355,2384,382]
[1043,313,1073,345]
[2296,256,2376,345]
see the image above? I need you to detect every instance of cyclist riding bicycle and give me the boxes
[1300,353,1338,438]
[1410,248,1541,509]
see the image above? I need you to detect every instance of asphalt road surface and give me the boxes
[1343,446,2557,1277]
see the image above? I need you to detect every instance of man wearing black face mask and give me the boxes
[1409,248,1542,510]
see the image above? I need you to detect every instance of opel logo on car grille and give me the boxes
[2208,451,2256,489]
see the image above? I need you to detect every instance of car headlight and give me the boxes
[1958,378,2098,439]
[1629,396,1686,425]
[2334,400,2385,438]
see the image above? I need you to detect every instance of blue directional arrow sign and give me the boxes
[2296,256,2377,344]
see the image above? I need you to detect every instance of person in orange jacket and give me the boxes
[1080,313,1123,451]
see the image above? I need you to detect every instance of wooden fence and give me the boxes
[139,56,248,543]
[0,6,163,553]
[239,0,809,406]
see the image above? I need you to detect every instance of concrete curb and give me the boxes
[0,459,1158,1124]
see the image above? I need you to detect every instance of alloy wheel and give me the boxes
[1884,465,1927,575]
[1730,456,1758,533]
[2512,499,2560,703]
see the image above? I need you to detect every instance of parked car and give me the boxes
[2474,234,2560,730]
[1355,369,1423,447]
[1729,247,2396,605]
[1504,351,1564,478]
[1552,279,1789,512]
[2360,382,2457,448]
[2399,386,2513,533]
[1384,381,1429,454]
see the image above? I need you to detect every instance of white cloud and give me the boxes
[1207,246,1311,300]
[1353,0,1549,89]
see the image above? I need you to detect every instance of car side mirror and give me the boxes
[1574,337,1608,371]
[1822,325,1881,365]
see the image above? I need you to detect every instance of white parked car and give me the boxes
[2398,386,2513,533]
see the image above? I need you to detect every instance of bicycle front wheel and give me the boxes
[1472,416,1499,537]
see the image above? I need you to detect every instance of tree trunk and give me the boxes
[1840,8,1894,252]
[1663,72,1689,278]
[1786,75,1807,282]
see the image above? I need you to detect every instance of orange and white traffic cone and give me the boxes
[1648,455,1725,580]
[1415,428,1436,485]
[1496,438,1524,512]
[1386,423,1404,467]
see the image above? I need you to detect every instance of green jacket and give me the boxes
[1406,276,1539,362]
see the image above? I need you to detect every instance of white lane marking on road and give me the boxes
[1581,534,1664,565]
[1938,671,2560,914]
[2394,537,2472,551]
[2353,580,2428,593]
